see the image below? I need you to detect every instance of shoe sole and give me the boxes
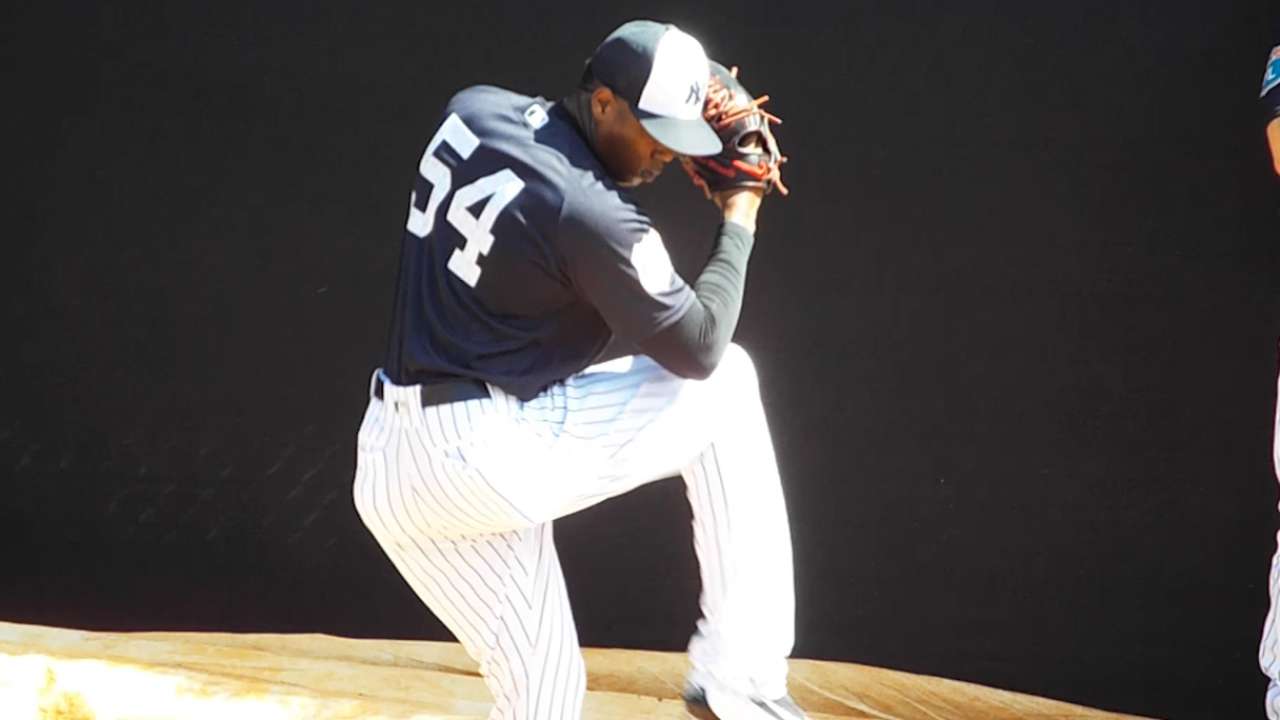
[685,691,800,720]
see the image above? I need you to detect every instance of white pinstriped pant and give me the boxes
[1261,359,1280,719]
[352,344,796,719]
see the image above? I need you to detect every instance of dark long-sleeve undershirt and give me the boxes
[637,220,755,379]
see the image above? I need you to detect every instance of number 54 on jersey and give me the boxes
[406,114,525,288]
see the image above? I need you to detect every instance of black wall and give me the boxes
[4,2,1278,718]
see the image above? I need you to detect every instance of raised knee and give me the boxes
[713,343,759,389]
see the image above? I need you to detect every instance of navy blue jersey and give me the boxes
[384,86,695,400]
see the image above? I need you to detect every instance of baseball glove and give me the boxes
[681,61,789,198]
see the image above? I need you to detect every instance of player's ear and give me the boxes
[590,86,616,123]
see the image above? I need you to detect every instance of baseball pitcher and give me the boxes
[352,19,804,720]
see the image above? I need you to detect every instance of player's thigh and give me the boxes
[357,417,531,539]
[451,346,765,524]
[556,345,762,491]
[561,348,753,437]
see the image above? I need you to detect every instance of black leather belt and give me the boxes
[374,374,491,406]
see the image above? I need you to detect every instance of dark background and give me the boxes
[3,1,1278,718]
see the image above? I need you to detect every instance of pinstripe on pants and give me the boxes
[353,344,797,719]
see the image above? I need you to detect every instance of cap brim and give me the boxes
[637,114,722,157]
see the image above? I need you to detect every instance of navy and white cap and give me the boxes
[586,20,723,157]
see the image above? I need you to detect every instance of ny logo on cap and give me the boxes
[686,81,703,107]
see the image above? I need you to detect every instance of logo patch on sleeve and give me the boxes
[1263,46,1280,98]
[523,104,549,129]
[630,228,678,296]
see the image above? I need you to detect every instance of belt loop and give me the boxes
[369,368,384,400]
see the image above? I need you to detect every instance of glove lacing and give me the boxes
[685,66,790,197]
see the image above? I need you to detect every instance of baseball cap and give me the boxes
[585,20,722,157]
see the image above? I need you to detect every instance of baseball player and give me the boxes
[1260,34,1280,720]
[1266,43,1280,176]
[352,19,804,720]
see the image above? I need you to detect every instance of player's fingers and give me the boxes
[1268,118,1280,177]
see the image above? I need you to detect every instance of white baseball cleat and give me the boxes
[683,679,809,720]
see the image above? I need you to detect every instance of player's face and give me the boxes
[590,87,676,187]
